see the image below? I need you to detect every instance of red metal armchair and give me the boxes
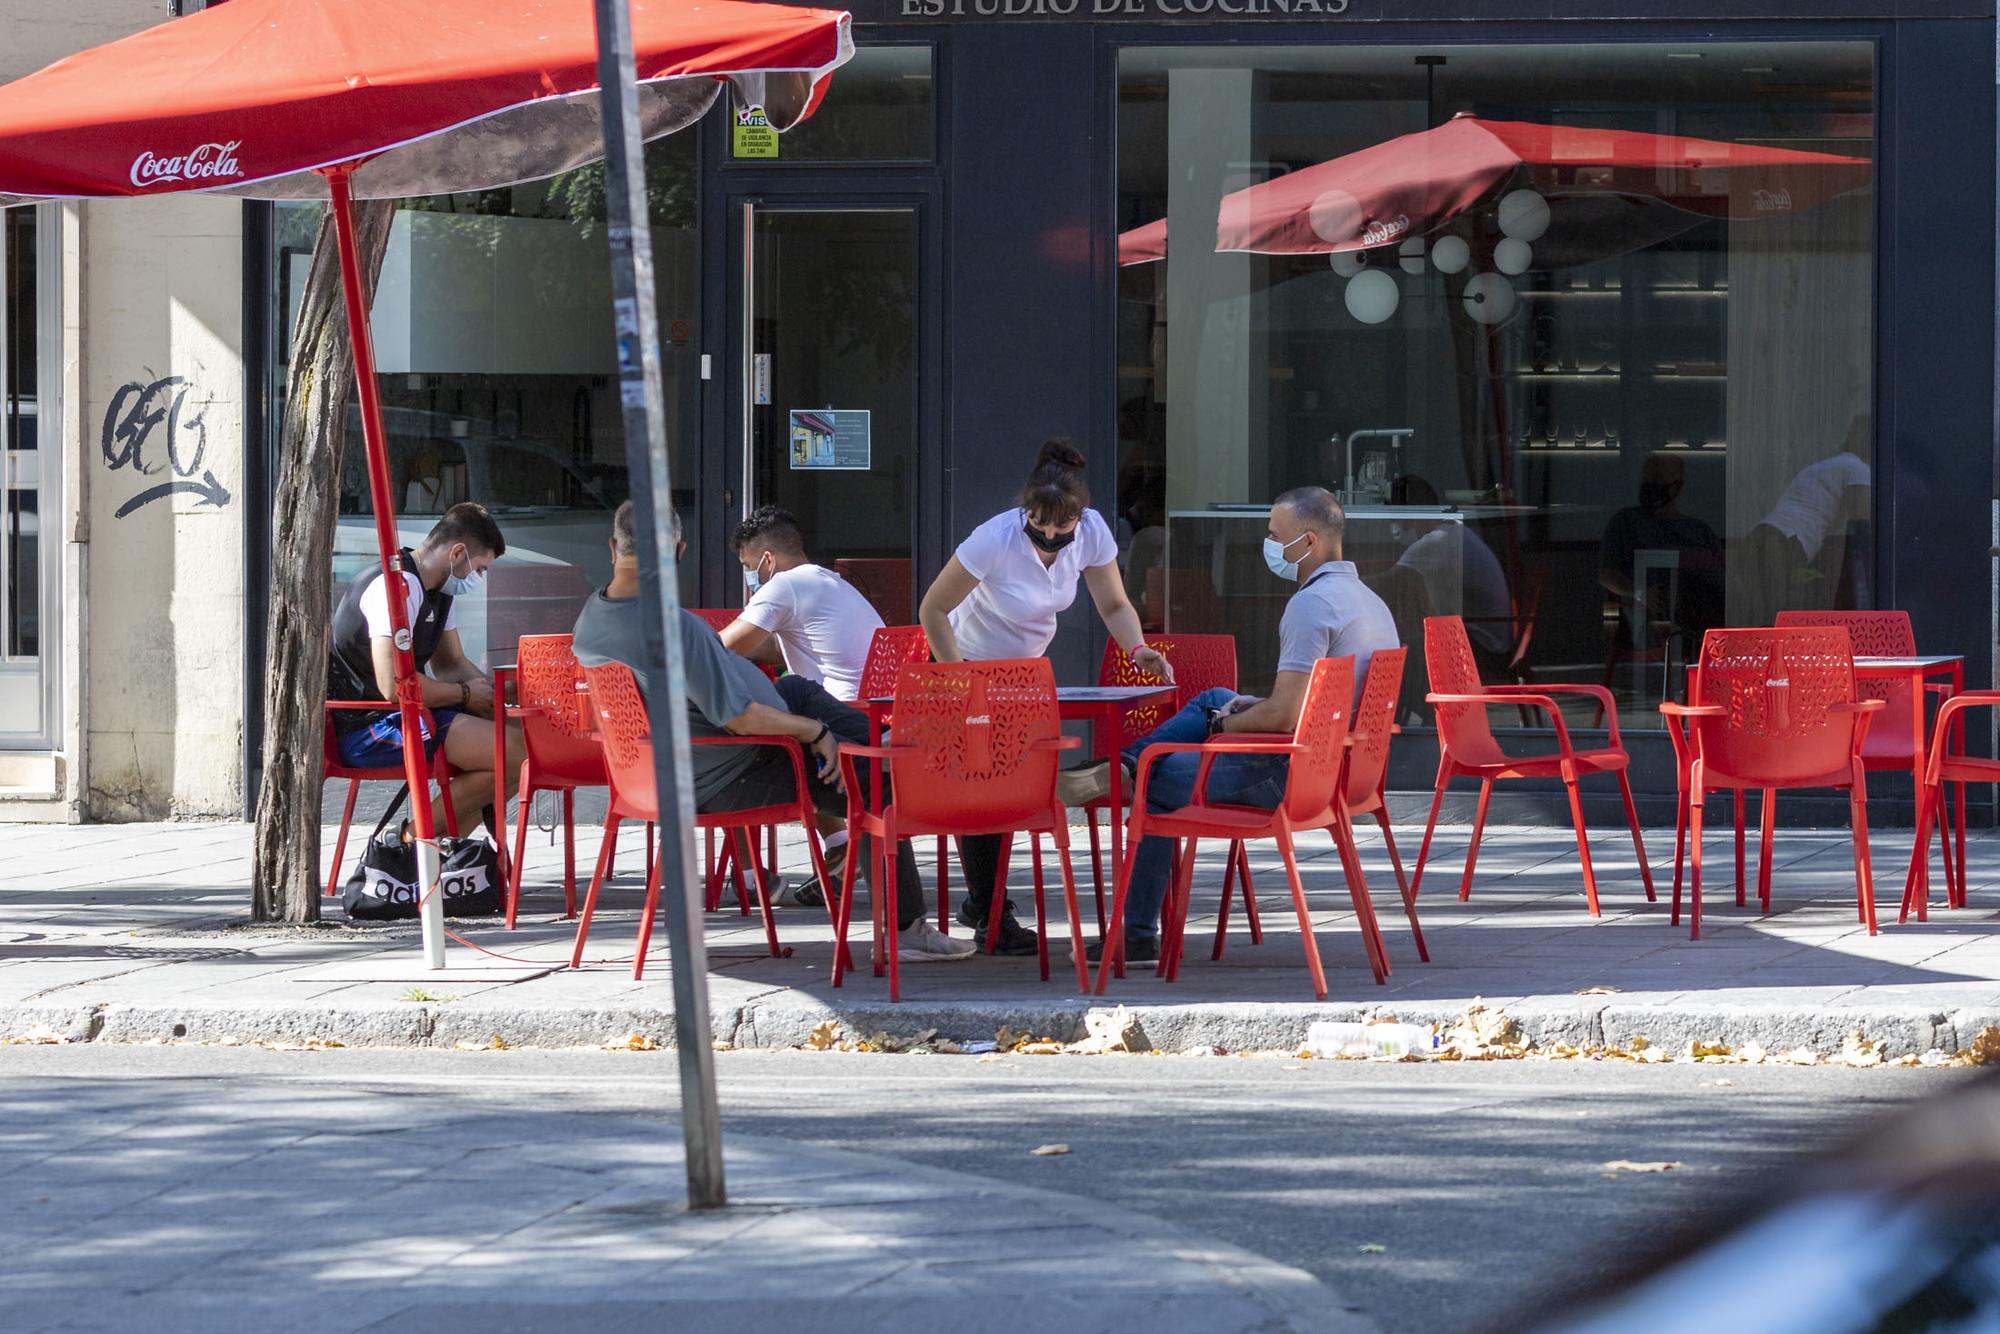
[1099,657,1389,1000]
[321,701,457,898]
[1413,615,1655,915]
[833,658,1084,1000]
[1661,626,1881,939]
[1083,634,1241,929]
[502,634,605,927]
[1903,691,2000,921]
[568,662,838,979]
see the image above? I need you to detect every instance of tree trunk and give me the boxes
[251,201,397,923]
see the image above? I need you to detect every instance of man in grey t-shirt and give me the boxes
[1066,487,1400,967]
[570,502,973,961]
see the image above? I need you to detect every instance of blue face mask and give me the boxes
[1263,532,1309,583]
[440,548,484,597]
[743,555,770,595]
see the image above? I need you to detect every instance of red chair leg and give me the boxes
[1212,841,1236,962]
[632,837,665,981]
[1333,817,1388,984]
[1687,791,1706,940]
[1564,773,1601,916]
[1376,810,1428,964]
[1086,808,1107,935]
[872,824,891,980]
[1161,837,1199,982]
[883,813,903,1002]
[1458,778,1494,903]
[1239,842,1263,944]
[1274,823,1328,1001]
[1093,824,1147,996]
[561,788,577,919]
[1410,763,1451,897]
[570,814,620,969]
[831,822,867,989]
[326,778,360,899]
[1902,783,1937,925]
[505,765,532,927]
[1733,788,1747,908]
[1616,771,1655,903]
[1030,833,1052,983]
[1671,787,1687,924]
[1851,767,1878,935]
[1051,824,1089,992]
[1756,787,1776,913]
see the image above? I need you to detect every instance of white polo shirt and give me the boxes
[949,507,1117,662]
[738,562,885,701]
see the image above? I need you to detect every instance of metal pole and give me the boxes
[590,0,725,1208]
[328,170,446,970]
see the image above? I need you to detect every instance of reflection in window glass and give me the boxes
[734,46,933,162]
[1117,43,1875,725]
[4,207,36,662]
[273,132,700,668]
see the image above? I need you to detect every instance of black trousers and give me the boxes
[697,676,925,930]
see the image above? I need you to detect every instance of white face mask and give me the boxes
[743,554,770,595]
[1263,532,1309,583]
[441,548,484,597]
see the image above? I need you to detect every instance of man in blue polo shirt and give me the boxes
[1066,486,1400,966]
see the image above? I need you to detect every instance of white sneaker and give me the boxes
[896,920,977,961]
[1055,762,1114,807]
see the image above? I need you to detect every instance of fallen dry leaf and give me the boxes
[605,1032,659,1052]
[1837,1030,1884,1069]
[1575,986,1621,996]
[805,1020,842,1051]
[1603,1160,1681,1174]
[1441,1001,1531,1059]
[1712,1078,1734,1087]
[1356,1243,1387,1254]
[1966,1025,2000,1067]
[1687,1040,1732,1061]
[1776,1047,1823,1067]
[1067,1006,1149,1055]
[1738,1041,1769,1065]
[1030,1143,1070,1156]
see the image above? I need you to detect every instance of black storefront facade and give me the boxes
[247,0,1998,825]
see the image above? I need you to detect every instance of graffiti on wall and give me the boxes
[102,373,231,519]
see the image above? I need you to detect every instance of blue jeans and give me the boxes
[1117,688,1287,939]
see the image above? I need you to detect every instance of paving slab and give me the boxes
[0,818,1997,1056]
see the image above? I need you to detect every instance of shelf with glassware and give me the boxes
[1504,249,1728,458]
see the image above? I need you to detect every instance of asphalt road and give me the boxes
[1,1046,1968,1332]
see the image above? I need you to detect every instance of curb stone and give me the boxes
[3,996,1994,1057]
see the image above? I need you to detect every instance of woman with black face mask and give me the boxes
[917,437,1171,956]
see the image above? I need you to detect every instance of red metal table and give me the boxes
[1854,653,1966,908]
[864,683,1178,944]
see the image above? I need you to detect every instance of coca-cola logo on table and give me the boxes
[129,140,243,189]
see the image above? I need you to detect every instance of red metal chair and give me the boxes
[1661,626,1881,939]
[1212,648,1426,965]
[1903,691,1999,921]
[832,658,1084,1000]
[502,634,607,927]
[838,625,951,926]
[687,606,781,911]
[1100,657,1389,999]
[568,662,838,979]
[321,701,458,898]
[1082,634,1241,931]
[1775,611,1961,898]
[1413,615,1655,916]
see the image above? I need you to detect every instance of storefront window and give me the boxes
[1117,42,1876,726]
[273,131,700,668]
[731,46,933,163]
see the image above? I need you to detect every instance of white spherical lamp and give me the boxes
[1497,189,1551,242]
[1462,271,1517,325]
[1398,237,1426,275]
[1310,189,1363,245]
[1430,235,1471,274]
[1329,249,1365,277]
[1344,269,1400,324]
[1494,237,1533,276]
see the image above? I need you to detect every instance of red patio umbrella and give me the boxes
[1119,112,1872,264]
[0,0,851,946]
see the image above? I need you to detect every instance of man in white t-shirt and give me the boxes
[719,506,886,701]
[326,502,516,839]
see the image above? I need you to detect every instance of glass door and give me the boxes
[0,206,51,748]
[733,202,920,624]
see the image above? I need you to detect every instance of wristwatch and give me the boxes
[1203,706,1227,738]
[459,681,471,709]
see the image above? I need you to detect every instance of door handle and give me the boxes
[724,487,735,510]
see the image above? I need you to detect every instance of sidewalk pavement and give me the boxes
[0,1063,1359,1334]
[2,815,1997,1057]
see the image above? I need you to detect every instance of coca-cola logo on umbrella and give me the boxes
[129,140,243,189]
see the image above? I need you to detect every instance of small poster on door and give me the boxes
[788,410,871,471]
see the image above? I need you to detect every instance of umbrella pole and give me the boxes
[327,169,447,970]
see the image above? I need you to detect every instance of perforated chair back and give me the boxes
[1424,615,1503,766]
[515,634,605,784]
[1774,610,1916,762]
[1098,633,1237,745]
[1690,626,1857,784]
[1344,647,1406,808]
[1279,657,1356,824]
[580,662,656,821]
[888,658,1061,832]
[852,625,930,705]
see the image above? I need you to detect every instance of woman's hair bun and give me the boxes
[1035,438,1087,472]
